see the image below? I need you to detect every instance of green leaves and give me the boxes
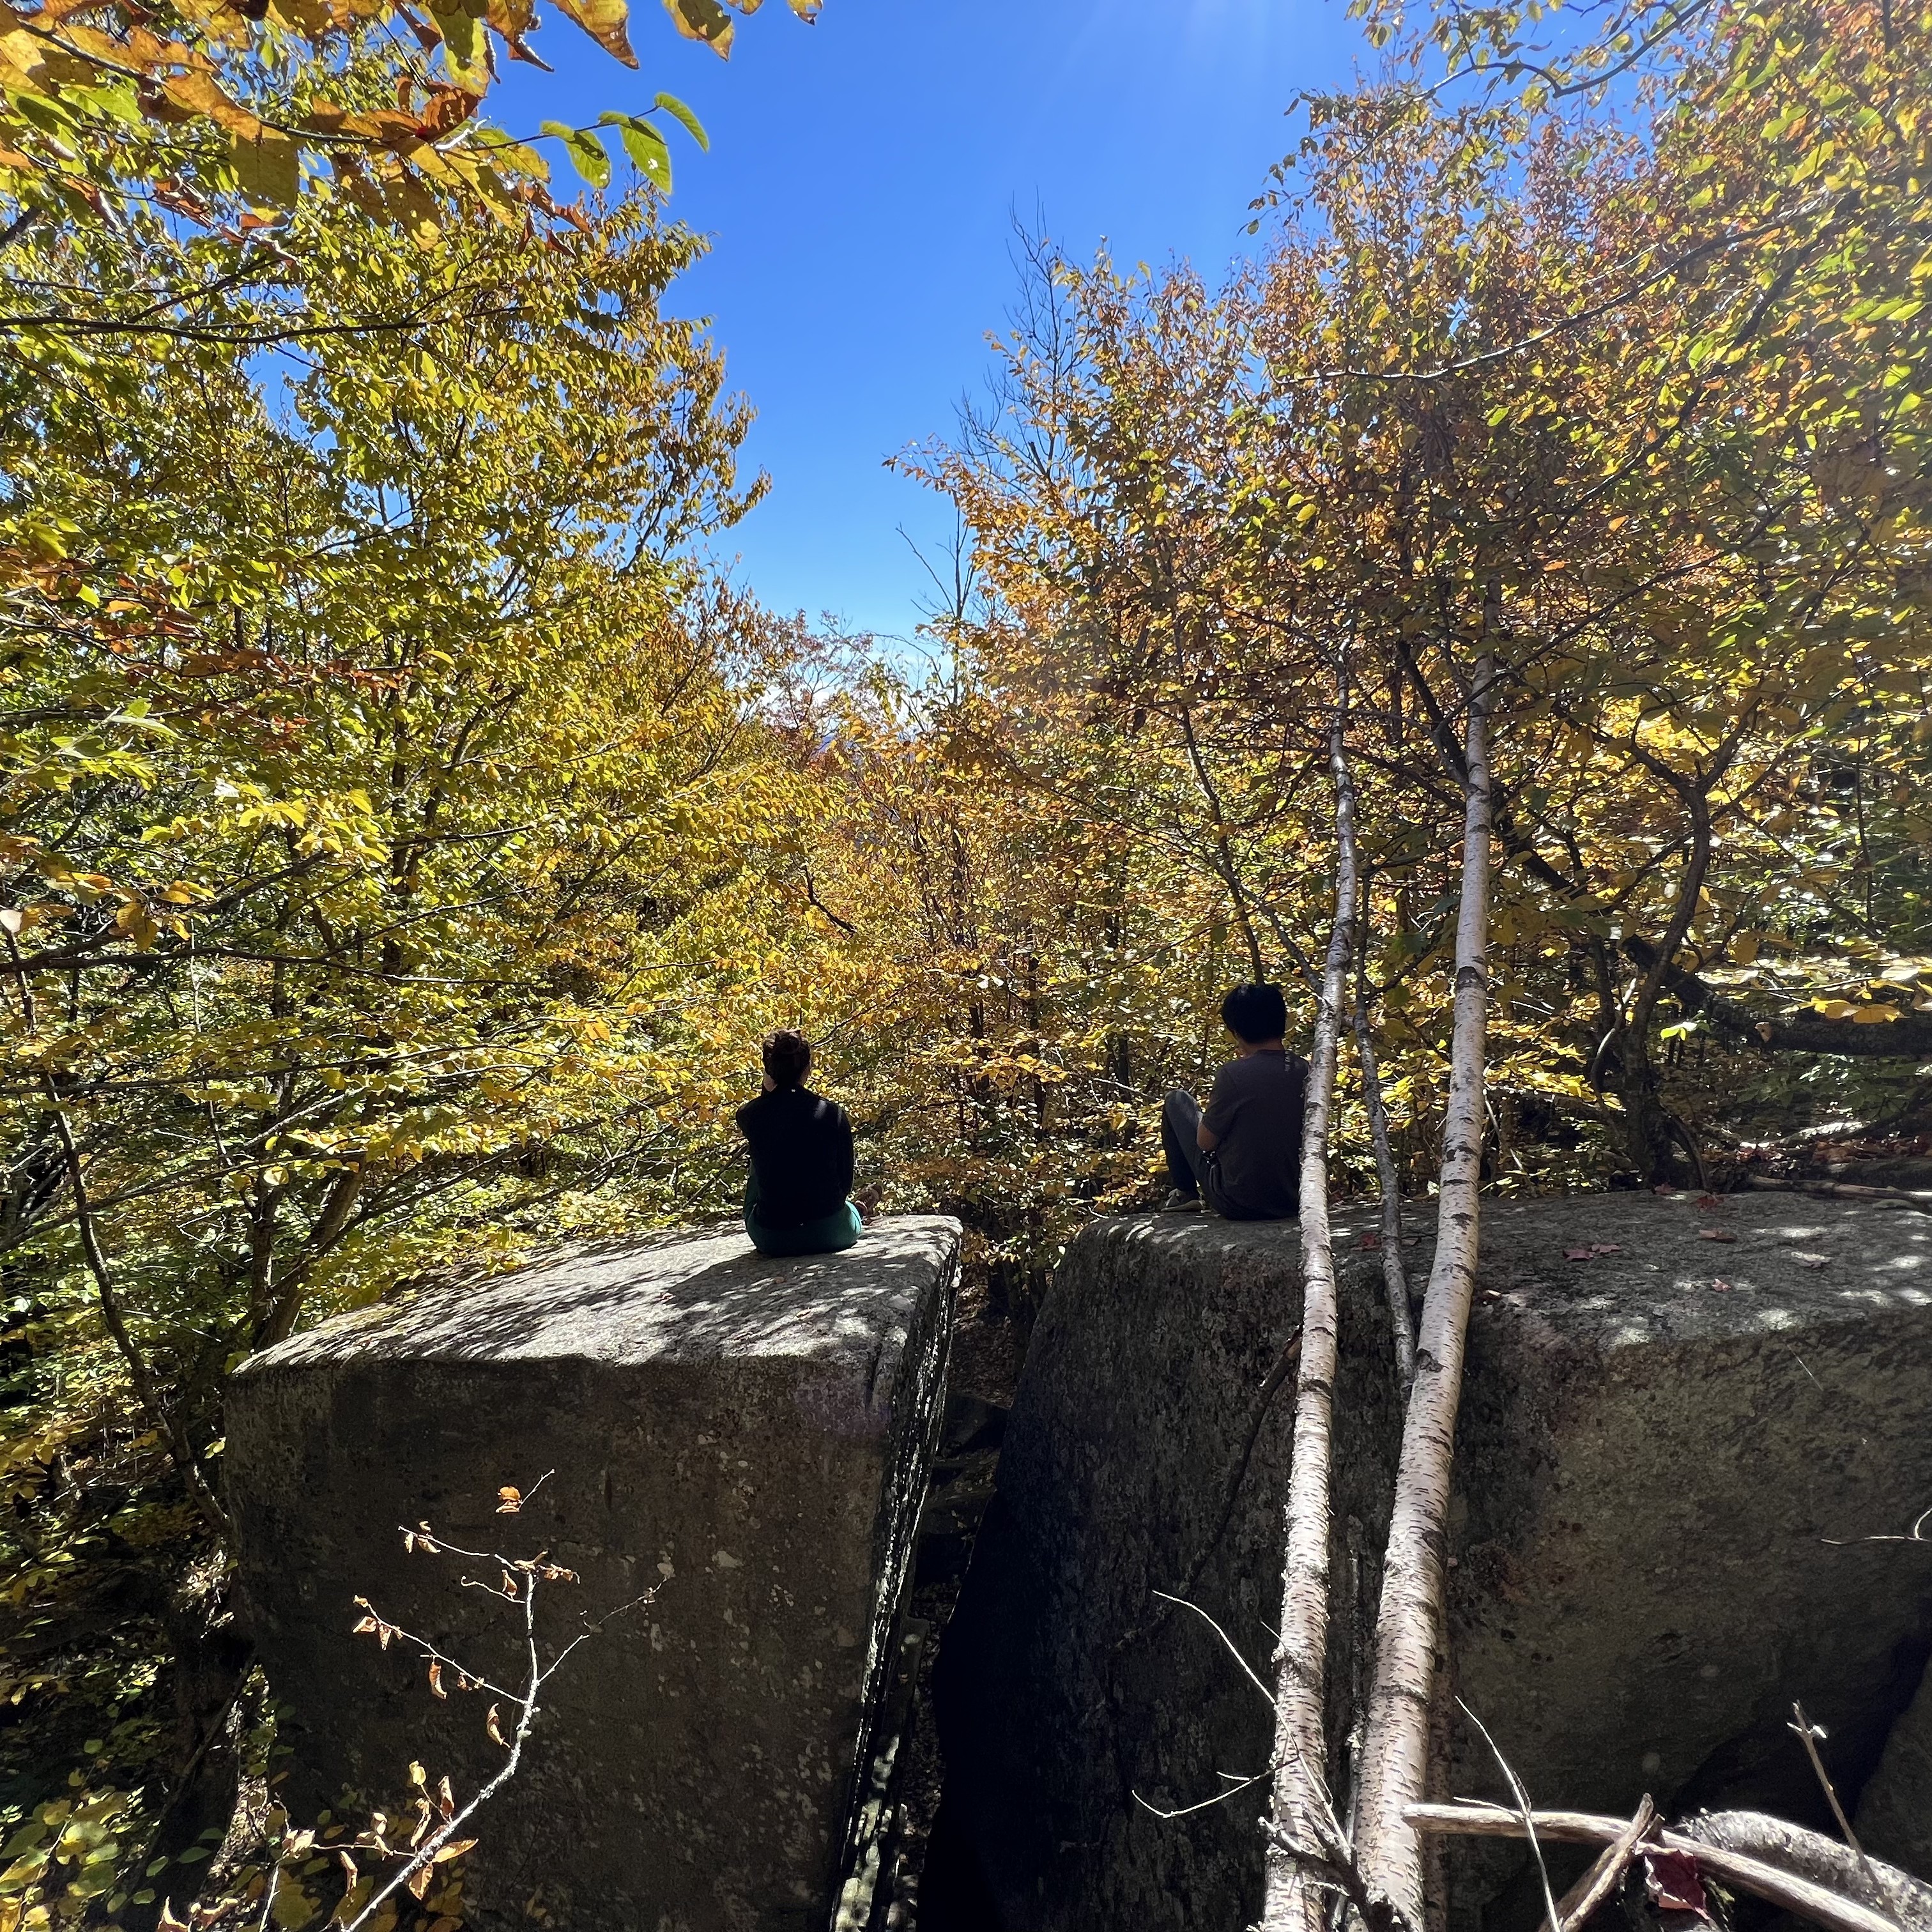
[653,91,709,151]
[540,102,707,194]
[541,119,612,188]
[0,0,751,226]
[599,112,673,190]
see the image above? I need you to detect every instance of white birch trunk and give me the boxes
[1352,936,1415,1392]
[1259,705,1361,1932]
[1353,650,1496,1928]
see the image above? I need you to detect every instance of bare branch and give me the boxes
[1404,1804,1905,1932]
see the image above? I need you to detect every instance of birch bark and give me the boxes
[1353,933,1415,1392]
[1353,650,1496,1927]
[1259,703,1361,1932]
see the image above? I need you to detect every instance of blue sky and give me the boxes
[495,0,1364,644]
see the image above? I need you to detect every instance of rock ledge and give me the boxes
[228,1215,960,1932]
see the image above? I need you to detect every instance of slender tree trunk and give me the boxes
[1354,650,1495,1927]
[255,1165,365,1350]
[1353,920,1415,1391]
[1260,702,1361,1932]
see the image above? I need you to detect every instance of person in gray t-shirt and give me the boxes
[1161,983,1308,1220]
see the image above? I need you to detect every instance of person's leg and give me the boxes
[1161,1090,1209,1196]
[743,1172,773,1252]
[746,1200,862,1258]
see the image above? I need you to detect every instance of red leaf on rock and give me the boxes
[1565,1248,1593,1260]
[1710,1278,1733,1292]
[1643,1848,1709,1917]
[1359,1232,1382,1250]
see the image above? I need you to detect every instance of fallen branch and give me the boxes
[1677,1809,1932,1928]
[1404,1802,1908,1932]
[1743,1176,1932,1214]
[1552,1795,1655,1931]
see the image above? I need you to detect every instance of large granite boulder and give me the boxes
[935,1193,1932,1930]
[227,1216,960,1932]
[933,1214,1405,1931]
[1858,1653,1932,1880]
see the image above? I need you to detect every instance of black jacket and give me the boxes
[737,1085,854,1228]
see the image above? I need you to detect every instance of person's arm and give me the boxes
[833,1107,855,1199]
[1200,1066,1234,1151]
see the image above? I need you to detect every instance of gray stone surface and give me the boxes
[227,1216,959,1932]
[1858,1650,1932,1880]
[936,1192,1932,1931]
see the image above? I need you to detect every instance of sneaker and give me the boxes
[1160,1189,1202,1212]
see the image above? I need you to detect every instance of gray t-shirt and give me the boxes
[1204,1048,1308,1220]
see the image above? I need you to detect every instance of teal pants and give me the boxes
[744,1175,862,1257]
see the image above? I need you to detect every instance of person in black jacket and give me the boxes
[737,1029,862,1257]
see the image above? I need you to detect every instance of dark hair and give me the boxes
[1221,982,1287,1045]
[763,1029,813,1089]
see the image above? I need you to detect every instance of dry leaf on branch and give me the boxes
[1642,1848,1711,1919]
[496,1486,522,1513]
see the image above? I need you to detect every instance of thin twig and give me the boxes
[1151,1591,1275,1706]
[1790,1705,1864,1855]
[325,1516,654,1930]
[1553,1794,1656,1931]
[1133,1767,1275,1820]
[1459,1698,1562,1932]
[1820,1503,1932,1547]
[256,1849,280,1932]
